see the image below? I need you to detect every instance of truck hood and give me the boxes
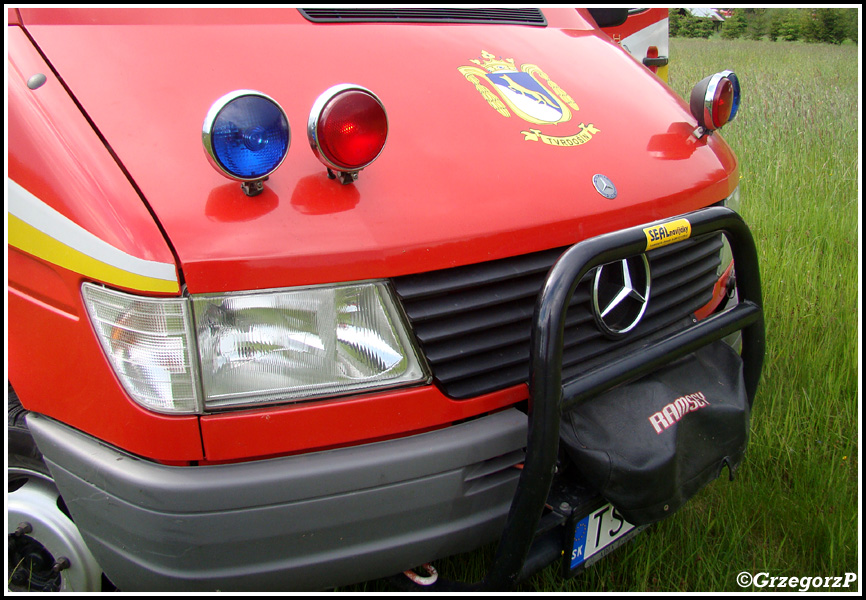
[22,8,737,293]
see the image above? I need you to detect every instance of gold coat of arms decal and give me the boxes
[459,50,599,147]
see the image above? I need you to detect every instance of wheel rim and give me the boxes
[8,467,103,591]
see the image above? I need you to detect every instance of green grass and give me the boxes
[341,38,860,592]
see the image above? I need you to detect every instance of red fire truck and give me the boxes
[8,7,762,591]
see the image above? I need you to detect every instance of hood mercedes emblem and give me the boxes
[592,174,617,199]
[592,254,651,337]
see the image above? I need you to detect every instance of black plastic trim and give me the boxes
[587,8,628,28]
[394,235,723,399]
[26,410,528,591]
[643,57,670,67]
[299,8,547,26]
[483,206,764,589]
[396,207,764,591]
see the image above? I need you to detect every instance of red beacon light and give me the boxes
[689,70,741,137]
[308,84,388,184]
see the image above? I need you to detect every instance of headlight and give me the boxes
[82,283,203,414]
[718,186,740,275]
[723,185,741,214]
[193,282,426,409]
[82,282,427,414]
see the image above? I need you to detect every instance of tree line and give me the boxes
[669,8,858,44]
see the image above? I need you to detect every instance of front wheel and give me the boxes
[8,386,105,592]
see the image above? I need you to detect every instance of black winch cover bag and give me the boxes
[560,340,748,526]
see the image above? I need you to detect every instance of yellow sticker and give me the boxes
[643,218,692,251]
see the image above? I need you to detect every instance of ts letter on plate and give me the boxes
[568,503,638,574]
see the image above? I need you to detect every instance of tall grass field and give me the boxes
[343,38,860,592]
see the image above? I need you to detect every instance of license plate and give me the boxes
[568,503,638,572]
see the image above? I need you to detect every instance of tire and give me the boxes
[7,384,107,592]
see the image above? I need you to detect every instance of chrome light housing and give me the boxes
[689,70,741,133]
[307,84,388,184]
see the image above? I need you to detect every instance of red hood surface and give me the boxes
[21,8,737,293]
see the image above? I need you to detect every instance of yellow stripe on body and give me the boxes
[9,214,180,294]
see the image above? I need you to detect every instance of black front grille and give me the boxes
[393,236,723,399]
[299,8,547,26]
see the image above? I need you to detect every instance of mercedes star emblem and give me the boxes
[592,254,651,337]
[592,174,617,199]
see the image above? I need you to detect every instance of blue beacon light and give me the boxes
[203,90,290,196]
[720,70,740,122]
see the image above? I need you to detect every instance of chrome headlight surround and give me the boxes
[82,281,428,414]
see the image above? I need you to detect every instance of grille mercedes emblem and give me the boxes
[592,254,651,337]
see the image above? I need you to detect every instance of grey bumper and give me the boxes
[26,409,527,591]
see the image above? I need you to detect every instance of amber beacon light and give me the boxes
[308,84,389,185]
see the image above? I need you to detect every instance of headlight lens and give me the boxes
[83,281,427,413]
[82,283,203,414]
[193,282,426,409]
[718,186,740,275]
[724,185,741,213]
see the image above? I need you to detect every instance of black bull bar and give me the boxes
[398,206,765,591]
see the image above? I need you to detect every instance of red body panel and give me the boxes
[7,27,177,273]
[602,9,670,80]
[9,8,736,462]
[8,261,204,461]
[8,26,202,460]
[200,385,525,462]
[21,8,735,297]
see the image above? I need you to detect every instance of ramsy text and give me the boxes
[648,392,709,434]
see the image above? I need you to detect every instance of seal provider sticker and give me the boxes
[643,218,692,251]
[458,50,599,147]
